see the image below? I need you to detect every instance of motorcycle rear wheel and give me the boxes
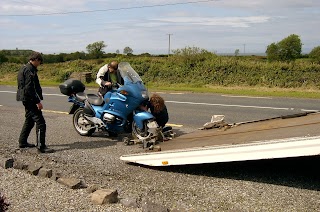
[73,108,96,136]
[132,120,152,140]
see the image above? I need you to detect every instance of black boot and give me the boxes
[38,146,55,153]
[19,116,35,148]
[19,143,36,148]
[36,128,54,153]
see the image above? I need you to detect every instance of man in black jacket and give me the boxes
[16,52,54,153]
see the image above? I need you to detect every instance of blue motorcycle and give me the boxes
[59,62,160,141]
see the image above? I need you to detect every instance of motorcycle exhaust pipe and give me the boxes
[84,115,105,129]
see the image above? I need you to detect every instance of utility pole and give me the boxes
[243,44,246,55]
[167,34,173,56]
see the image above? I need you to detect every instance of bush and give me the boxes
[309,46,320,63]
[266,34,302,61]
[0,53,8,64]
[1,54,320,89]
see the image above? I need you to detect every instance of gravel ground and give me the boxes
[0,105,320,212]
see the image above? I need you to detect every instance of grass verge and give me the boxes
[1,81,320,99]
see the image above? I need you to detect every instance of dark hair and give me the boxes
[29,51,43,62]
[150,93,165,113]
[109,61,118,70]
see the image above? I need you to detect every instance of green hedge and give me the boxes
[1,55,320,89]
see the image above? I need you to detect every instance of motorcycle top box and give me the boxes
[59,79,85,96]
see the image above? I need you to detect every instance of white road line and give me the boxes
[0,91,16,94]
[301,109,319,112]
[221,94,272,99]
[0,91,66,97]
[155,92,184,95]
[42,93,66,97]
[166,100,293,110]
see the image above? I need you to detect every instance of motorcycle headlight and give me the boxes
[103,113,115,123]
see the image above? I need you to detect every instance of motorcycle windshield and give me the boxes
[118,62,143,83]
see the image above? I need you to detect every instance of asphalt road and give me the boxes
[1,85,319,211]
[1,85,320,131]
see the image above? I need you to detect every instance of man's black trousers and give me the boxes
[18,101,46,148]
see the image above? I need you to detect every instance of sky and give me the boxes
[1,0,320,55]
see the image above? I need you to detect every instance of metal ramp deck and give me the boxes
[120,112,320,166]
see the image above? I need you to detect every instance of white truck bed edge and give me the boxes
[120,136,320,166]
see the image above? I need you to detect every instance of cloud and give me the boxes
[0,0,89,15]
[152,16,271,28]
[0,0,319,54]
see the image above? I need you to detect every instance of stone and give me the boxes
[57,177,85,189]
[91,189,118,205]
[51,172,62,181]
[27,163,43,175]
[141,199,169,212]
[120,197,139,208]
[38,168,53,178]
[13,160,28,170]
[0,157,14,169]
[86,184,101,194]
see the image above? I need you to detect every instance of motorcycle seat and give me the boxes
[75,92,86,102]
[86,93,105,106]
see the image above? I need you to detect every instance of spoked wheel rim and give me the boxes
[132,120,152,140]
[73,108,95,135]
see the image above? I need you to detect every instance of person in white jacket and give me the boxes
[96,61,123,96]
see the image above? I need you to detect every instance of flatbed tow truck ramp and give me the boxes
[120,112,320,166]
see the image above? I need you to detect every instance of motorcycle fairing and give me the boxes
[133,111,155,129]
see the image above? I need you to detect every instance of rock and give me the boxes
[141,199,169,212]
[13,160,28,170]
[120,197,139,208]
[51,172,62,181]
[0,157,14,169]
[86,184,101,194]
[38,168,53,178]
[91,189,118,205]
[27,163,43,175]
[57,177,85,189]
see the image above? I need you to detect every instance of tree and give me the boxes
[234,49,240,56]
[116,49,120,54]
[123,46,133,55]
[266,34,302,61]
[266,43,279,61]
[309,46,320,63]
[86,41,106,59]
[278,34,302,61]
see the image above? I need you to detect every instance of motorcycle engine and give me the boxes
[103,113,115,123]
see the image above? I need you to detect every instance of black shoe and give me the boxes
[38,147,55,153]
[19,143,36,148]
[162,126,172,132]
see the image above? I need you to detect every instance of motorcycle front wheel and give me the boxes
[73,108,96,136]
[132,120,152,140]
